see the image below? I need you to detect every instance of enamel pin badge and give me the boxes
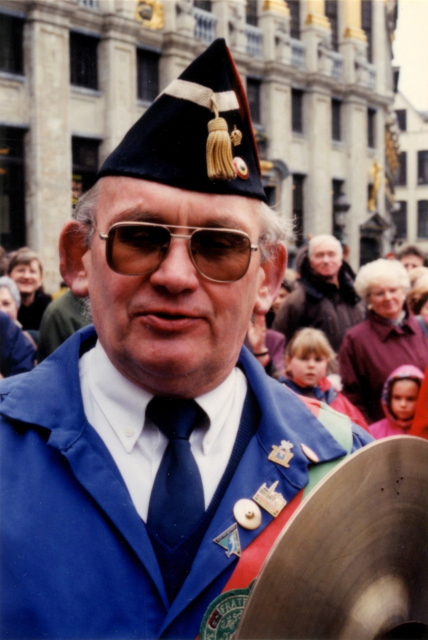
[253,481,287,518]
[268,440,294,468]
[213,523,242,558]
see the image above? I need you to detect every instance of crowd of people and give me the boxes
[246,236,428,439]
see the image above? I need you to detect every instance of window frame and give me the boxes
[0,13,25,76]
[331,98,342,142]
[69,31,99,90]
[396,151,407,187]
[136,47,160,103]
[417,200,428,239]
[395,109,407,132]
[367,108,376,149]
[392,201,407,240]
[291,89,304,135]
[418,151,428,185]
[246,77,262,125]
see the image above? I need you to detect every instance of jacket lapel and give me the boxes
[0,327,169,607]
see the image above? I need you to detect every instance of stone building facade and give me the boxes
[0,0,398,290]
[392,91,428,253]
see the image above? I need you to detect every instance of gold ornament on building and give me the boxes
[135,0,164,30]
[262,0,289,16]
[368,161,382,212]
[385,128,399,177]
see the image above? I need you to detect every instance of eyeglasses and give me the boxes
[98,221,259,283]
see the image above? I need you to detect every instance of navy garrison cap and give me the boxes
[97,38,266,202]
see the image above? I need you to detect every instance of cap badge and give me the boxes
[230,125,243,147]
[233,157,249,180]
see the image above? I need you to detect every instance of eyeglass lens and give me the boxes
[106,225,252,282]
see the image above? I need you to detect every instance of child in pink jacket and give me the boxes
[369,364,424,439]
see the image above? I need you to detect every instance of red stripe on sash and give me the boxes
[222,489,304,591]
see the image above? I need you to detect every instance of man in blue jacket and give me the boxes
[0,40,372,640]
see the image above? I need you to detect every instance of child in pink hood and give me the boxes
[369,365,424,439]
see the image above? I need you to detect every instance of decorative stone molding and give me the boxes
[262,0,289,17]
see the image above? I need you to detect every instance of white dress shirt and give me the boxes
[79,341,248,521]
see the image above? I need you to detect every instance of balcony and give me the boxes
[290,38,305,70]
[331,51,343,81]
[78,0,99,9]
[245,24,263,58]
[193,7,217,44]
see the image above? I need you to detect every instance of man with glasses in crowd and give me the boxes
[0,40,372,640]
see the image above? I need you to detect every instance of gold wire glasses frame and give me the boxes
[97,221,259,283]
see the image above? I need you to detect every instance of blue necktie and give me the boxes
[146,396,206,548]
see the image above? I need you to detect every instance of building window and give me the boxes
[367,108,376,148]
[395,109,407,132]
[137,49,160,103]
[293,174,305,245]
[288,1,300,39]
[70,32,99,90]
[331,99,342,142]
[392,201,407,239]
[417,201,428,238]
[245,0,258,26]
[247,78,261,125]
[193,0,211,10]
[418,151,428,185]
[291,89,304,134]
[325,0,339,51]
[396,152,407,186]
[0,14,24,75]
[72,137,100,205]
[361,0,373,63]
[0,126,26,251]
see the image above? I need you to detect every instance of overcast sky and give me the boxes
[393,0,428,111]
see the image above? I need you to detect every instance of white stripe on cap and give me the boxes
[160,79,239,113]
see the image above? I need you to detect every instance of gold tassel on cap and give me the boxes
[206,98,236,181]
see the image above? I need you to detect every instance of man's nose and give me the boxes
[149,238,200,293]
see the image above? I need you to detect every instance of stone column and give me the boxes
[341,0,369,86]
[259,0,290,64]
[98,15,139,162]
[301,0,333,76]
[304,85,333,236]
[345,96,368,266]
[26,2,71,292]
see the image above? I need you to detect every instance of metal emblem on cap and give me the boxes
[233,157,249,180]
[268,440,294,468]
[233,499,262,530]
[230,125,243,147]
[253,481,287,518]
[301,443,320,463]
[213,523,242,557]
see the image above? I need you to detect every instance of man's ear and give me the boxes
[253,244,287,315]
[59,221,90,297]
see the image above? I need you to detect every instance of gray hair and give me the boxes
[72,181,290,261]
[0,276,21,308]
[354,258,410,302]
[308,234,343,258]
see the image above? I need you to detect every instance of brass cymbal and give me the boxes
[236,437,428,640]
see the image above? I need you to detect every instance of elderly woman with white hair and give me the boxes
[339,259,428,424]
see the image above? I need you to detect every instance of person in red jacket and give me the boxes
[280,327,368,431]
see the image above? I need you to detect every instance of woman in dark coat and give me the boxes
[339,259,428,424]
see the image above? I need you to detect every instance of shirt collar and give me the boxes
[83,340,243,455]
